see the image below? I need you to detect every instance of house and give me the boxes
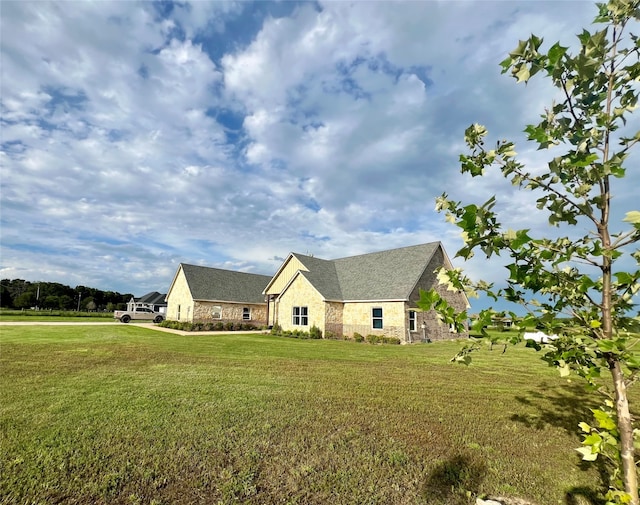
[127,291,168,314]
[263,242,470,342]
[165,263,272,324]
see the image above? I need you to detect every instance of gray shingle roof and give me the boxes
[137,291,167,305]
[293,242,441,301]
[180,264,271,303]
[292,255,343,300]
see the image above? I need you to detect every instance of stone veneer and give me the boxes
[277,274,325,332]
[407,247,469,341]
[192,301,267,325]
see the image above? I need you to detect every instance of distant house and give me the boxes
[165,264,272,324]
[127,291,168,314]
[264,242,470,342]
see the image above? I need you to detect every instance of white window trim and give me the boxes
[409,310,417,332]
[243,307,251,320]
[292,306,308,326]
[372,307,383,329]
[212,306,222,319]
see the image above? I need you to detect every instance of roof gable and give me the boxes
[263,253,309,295]
[180,263,271,304]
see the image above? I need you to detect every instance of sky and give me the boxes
[1,1,637,313]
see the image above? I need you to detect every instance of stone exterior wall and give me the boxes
[324,301,344,338]
[407,247,470,341]
[192,301,267,325]
[276,274,325,332]
[342,301,407,340]
[165,267,193,322]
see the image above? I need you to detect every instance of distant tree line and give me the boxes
[0,279,134,311]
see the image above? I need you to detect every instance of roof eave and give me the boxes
[342,298,408,303]
[193,298,266,305]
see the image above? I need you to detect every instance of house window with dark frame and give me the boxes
[292,306,308,326]
[372,307,383,329]
[243,307,251,320]
[212,306,222,319]
[409,310,417,332]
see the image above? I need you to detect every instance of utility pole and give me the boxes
[77,292,82,312]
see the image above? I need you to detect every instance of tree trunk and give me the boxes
[610,357,639,505]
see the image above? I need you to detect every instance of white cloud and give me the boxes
[1,0,636,313]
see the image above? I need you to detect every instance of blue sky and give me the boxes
[1,1,637,313]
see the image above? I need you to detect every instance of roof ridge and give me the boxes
[181,262,272,279]
[332,241,440,262]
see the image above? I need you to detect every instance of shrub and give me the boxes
[271,323,282,335]
[309,325,322,339]
[382,336,401,345]
[295,329,309,339]
[353,332,364,343]
[214,322,224,331]
[366,334,380,344]
[225,322,235,331]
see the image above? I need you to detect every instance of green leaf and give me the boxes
[623,211,640,227]
[499,56,513,73]
[583,433,603,447]
[547,42,568,66]
[579,421,592,433]
[593,409,617,431]
[515,65,531,83]
[576,446,598,461]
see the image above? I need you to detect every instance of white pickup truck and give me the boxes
[114,307,164,324]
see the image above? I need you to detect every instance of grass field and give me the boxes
[0,309,115,322]
[1,325,630,505]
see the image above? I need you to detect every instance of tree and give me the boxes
[0,284,13,308]
[418,1,640,503]
[13,291,36,309]
[43,295,60,310]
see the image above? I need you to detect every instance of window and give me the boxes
[177,305,181,320]
[212,306,222,319]
[243,307,251,320]
[409,311,416,332]
[372,307,383,329]
[292,306,308,326]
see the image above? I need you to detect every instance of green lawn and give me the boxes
[1,326,627,505]
[0,309,115,322]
